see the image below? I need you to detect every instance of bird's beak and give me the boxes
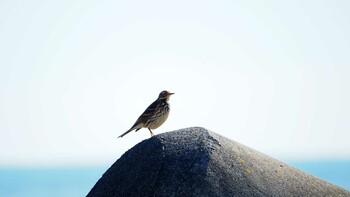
[169,93,175,95]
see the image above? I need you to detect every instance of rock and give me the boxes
[87,127,350,197]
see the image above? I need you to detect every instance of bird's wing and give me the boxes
[118,100,159,138]
[132,99,159,126]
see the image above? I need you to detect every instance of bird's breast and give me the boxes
[146,103,170,129]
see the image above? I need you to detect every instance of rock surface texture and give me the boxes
[87,127,350,197]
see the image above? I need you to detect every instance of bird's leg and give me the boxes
[148,128,154,136]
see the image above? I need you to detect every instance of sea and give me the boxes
[0,161,349,197]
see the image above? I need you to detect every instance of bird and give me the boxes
[118,90,174,138]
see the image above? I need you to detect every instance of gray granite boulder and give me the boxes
[87,127,350,197]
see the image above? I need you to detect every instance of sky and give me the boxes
[0,0,349,167]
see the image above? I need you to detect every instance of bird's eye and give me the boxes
[162,91,166,96]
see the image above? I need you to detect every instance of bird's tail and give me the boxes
[118,128,133,138]
[118,126,142,138]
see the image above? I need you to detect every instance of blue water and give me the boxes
[288,160,350,191]
[0,161,349,196]
[0,167,107,197]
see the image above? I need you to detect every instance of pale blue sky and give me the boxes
[0,0,349,166]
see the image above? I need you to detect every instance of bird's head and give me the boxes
[158,90,174,101]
